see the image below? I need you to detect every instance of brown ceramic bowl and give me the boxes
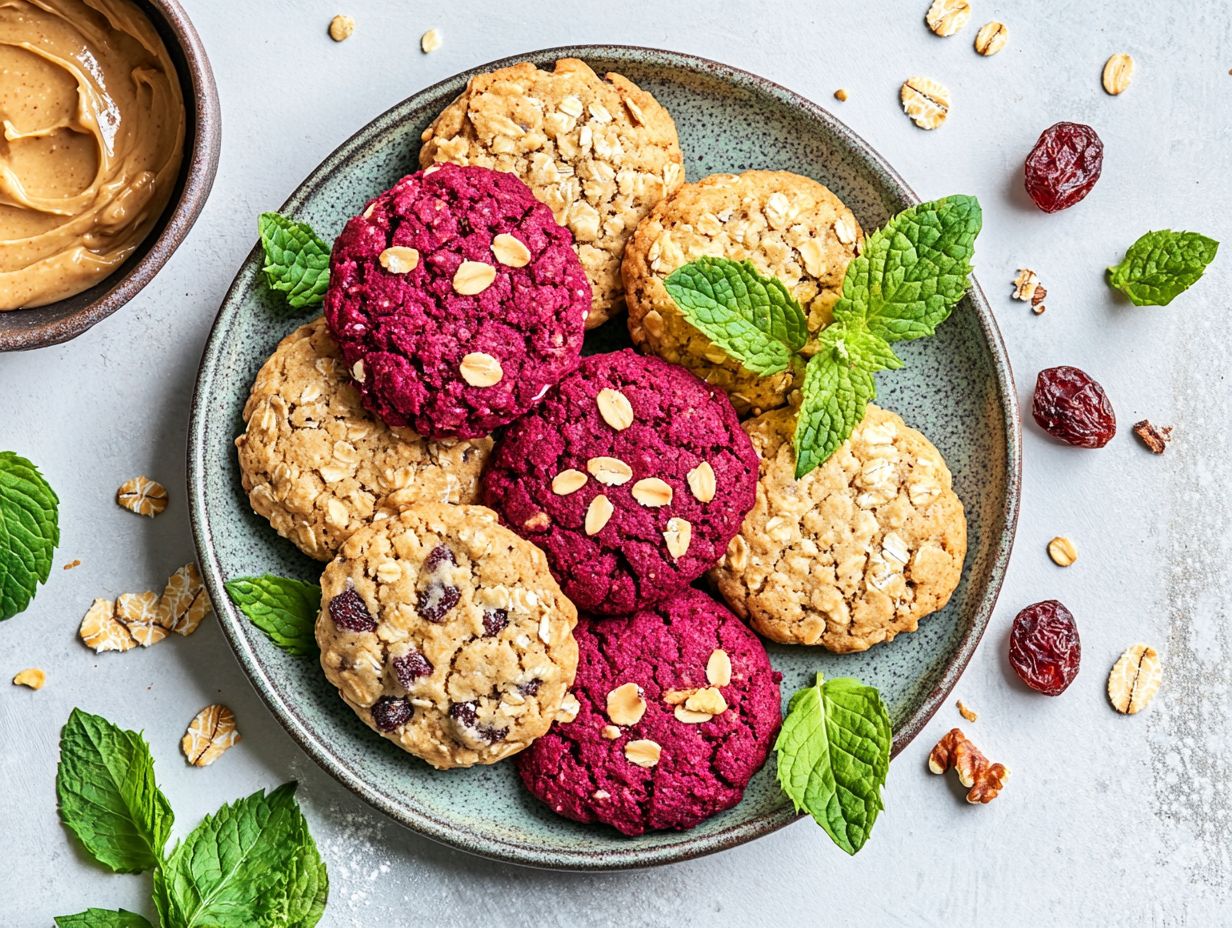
[0,0,220,352]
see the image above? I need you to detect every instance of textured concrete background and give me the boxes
[2,0,1230,924]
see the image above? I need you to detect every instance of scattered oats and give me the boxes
[974,21,1008,56]
[587,102,612,123]
[834,88,849,102]
[1102,52,1135,96]
[538,614,552,645]
[901,76,951,130]
[559,95,584,118]
[957,699,978,722]
[663,517,692,560]
[585,495,614,535]
[624,738,661,768]
[601,724,621,740]
[1047,536,1078,567]
[452,260,496,295]
[631,477,672,508]
[1132,419,1172,454]
[798,238,827,277]
[1107,643,1163,714]
[551,469,587,496]
[157,563,212,636]
[491,233,531,268]
[420,27,442,54]
[116,591,167,647]
[833,217,857,245]
[12,668,45,690]
[459,352,503,387]
[686,461,716,503]
[587,456,633,487]
[116,476,168,518]
[379,246,420,274]
[181,704,241,767]
[596,388,634,431]
[63,559,81,570]
[606,682,647,726]
[376,559,401,584]
[623,96,646,125]
[674,704,713,723]
[557,692,581,723]
[79,599,136,653]
[706,648,732,687]
[328,14,354,42]
[351,359,366,383]
[684,686,728,716]
[926,0,971,37]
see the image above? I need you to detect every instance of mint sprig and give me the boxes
[1107,229,1219,306]
[775,673,892,855]
[0,451,60,621]
[55,910,154,928]
[259,212,332,311]
[225,574,321,657]
[665,196,981,477]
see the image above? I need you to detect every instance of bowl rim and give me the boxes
[188,43,1022,871]
[0,0,222,351]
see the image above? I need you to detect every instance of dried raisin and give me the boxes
[1024,122,1103,213]
[1009,600,1081,695]
[1033,366,1116,448]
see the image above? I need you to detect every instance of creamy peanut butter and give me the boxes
[0,0,185,310]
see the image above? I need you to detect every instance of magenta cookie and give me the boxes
[324,163,590,439]
[481,349,758,614]
[516,589,782,835]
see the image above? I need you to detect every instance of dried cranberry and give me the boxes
[1024,122,1103,212]
[391,649,433,688]
[416,545,459,623]
[518,679,541,696]
[482,608,509,636]
[1033,366,1116,448]
[371,696,412,731]
[449,701,478,726]
[480,725,509,744]
[424,544,456,571]
[1009,600,1081,695]
[328,587,376,632]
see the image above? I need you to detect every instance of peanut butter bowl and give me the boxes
[0,0,219,351]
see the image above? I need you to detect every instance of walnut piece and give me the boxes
[1132,419,1172,454]
[928,727,1009,803]
[181,704,241,767]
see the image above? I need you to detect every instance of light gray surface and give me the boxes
[1,0,1228,923]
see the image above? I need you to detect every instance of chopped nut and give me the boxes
[63,559,81,570]
[12,668,45,690]
[157,563,212,636]
[927,727,1009,803]
[1047,536,1078,567]
[900,76,951,129]
[420,27,442,54]
[351,359,366,383]
[834,88,849,102]
[684,686,728,716]
[585,495,614,535]
[926,0,971,37]
[663,518,692,559]
[974,20,1008,56]
[706,648,732,687]
[601,724,621,740]
[491,233,531,268]
[1132,419,1172,454]
[523,511,551,532]
[459,352,503,387]
[1011,268,1046,305]
[79,598,136,652]
[328,14,354,41]
[587,456,633,486]
[117,591,167,647]
[606,682,647,726]
[551,469,587,495]
[662,688,697,705]
[452,260,496,295]
[181,704,241,767]
[116,476,168,518]
[557,692,581,723]
[631,478,672,507]
[956,699,978,722]
[379,246,420,274]
[1102,52,1135,96]
[1032,304,1047,316]
[596,388,634,431]
[624,738,661,768]
[593,789,610,800]
[1108,643,1163,714]
[686,461,716,503]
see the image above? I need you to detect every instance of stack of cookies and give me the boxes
[236,58,967,836]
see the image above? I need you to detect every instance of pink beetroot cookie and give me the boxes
[516,589,782,835]
[324,163,590,439]
[481,349,758,614]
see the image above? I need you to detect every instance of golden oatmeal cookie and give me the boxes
[317,503,579,769]
[711,405,966,652]
[418,57,685,328]
[622,170,863,415]
[235,317,491,561]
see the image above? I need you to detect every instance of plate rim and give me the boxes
[188,43,1022,871]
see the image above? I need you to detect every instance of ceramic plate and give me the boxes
[189,45,1021,870]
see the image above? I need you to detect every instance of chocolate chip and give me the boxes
[328,587,376,632]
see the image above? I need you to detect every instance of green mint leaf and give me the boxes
[54,909,154,928]
[836,194,982,343]
[259,212,332,310]
[0,451,59,621]
[775,673,892,856]
[56,709,174,873]
[664,256,808,376]
[792,330,877,478]
[154,782,328,928]
[1107,229,1219,306]
[225,575,321,657]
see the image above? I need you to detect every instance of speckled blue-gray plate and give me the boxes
[188,45,1021,870]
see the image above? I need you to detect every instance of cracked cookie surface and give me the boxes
[622,170,863,415]
[516,589,782,835]
[481,349,758,615]
[317,502,579,769]
[712,405,967,652]
[236,317,491,561]
[324,163,589,439]
[419,58,685,328]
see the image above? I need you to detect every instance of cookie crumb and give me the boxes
[63,559,81,570]
[1132,419,1172,454]
[12,668,45,690]
[328,14,354,42]
[116,476,168,518]
[834,88,849,102]
[181,704,241,766]
[420,27,442,54]
[956,699,977,722]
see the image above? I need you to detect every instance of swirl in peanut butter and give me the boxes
[0,0,185,309]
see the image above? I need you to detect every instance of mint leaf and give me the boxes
[792,330,877,479]
[836,194,981,342]
[775,673,892,855]
[0,451,59,621]
[259,212,331,310]
[1108,229,1219,306]
[154,783,328,928]
[225,575,321,657]
[664,256,808,376]
[54,909,154,928]
[56,709,173,873]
